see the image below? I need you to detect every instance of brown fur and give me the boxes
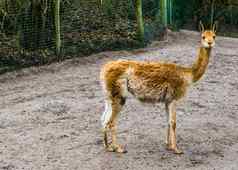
[100,26,216,154]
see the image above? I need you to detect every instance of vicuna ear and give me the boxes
[212,21,218,33]
[199,21,205,32]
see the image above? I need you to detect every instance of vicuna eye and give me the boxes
[202,36,205,39]
[213,36,216,39]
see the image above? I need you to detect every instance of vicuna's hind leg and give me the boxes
[101,95,126,153]
[165,101,183,154]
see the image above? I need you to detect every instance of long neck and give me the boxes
[191,47,211,83]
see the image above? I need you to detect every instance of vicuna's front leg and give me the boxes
[165,101,183,154]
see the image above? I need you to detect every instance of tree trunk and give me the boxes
[169,0,173,25]
[229,0,233,24]
[210,0,215,27]
[135,0,144,42]
[160,0,168,27]
[54,0,61,55]
[102,0,113,16]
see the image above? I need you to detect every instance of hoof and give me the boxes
[106,144,127,153]
[174,148,183,154]
[167,146,183,154]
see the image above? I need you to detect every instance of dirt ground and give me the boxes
[0,30,238,170]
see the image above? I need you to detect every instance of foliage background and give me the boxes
[0,0,237,73]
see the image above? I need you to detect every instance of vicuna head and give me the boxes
[199,21,217,48]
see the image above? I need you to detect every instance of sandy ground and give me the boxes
[0,30,238,170]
